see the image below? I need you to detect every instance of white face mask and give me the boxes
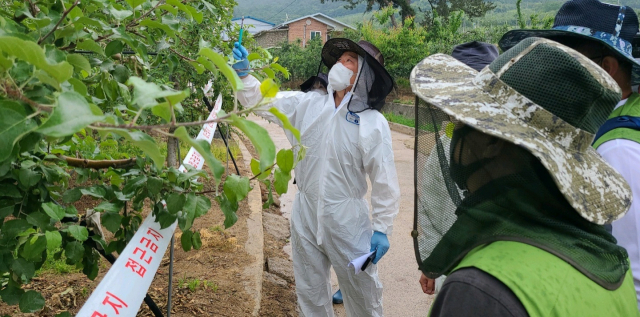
[328,62,354,92]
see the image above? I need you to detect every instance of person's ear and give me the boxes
[482,137,506,159]
[601,56,620,78]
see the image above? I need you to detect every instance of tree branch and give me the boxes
[127,0,165,28]
[53,155,137,169]
[169,48,195,62]
[38,0,80,45]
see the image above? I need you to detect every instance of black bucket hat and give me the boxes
[300,73,328,92]
[321,38,394,111]
[451,41,499,71]
[499,0,640,84]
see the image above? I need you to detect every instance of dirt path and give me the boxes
[249,114,434,316]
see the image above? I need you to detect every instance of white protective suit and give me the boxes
[237,59,400,316]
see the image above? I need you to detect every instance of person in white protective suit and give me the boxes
[231,39,400,316]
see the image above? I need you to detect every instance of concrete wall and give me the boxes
[288,18,328,47]
[255,29,288,49]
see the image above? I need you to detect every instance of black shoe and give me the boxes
[332,289,343,304]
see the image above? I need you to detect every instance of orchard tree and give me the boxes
[0,0,298,313]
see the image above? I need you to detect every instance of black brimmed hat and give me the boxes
[499,0,640,83]
[300,73,328,92]
[451,41,499,71]
[321,38,394,111]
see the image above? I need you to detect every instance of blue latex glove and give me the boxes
[232,42,249,77]
[370,231,389,264]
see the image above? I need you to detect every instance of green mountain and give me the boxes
[233,0,640,27]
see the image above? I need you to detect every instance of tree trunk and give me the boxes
[167,127,178,168]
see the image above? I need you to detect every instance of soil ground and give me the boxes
[0,138,276,317]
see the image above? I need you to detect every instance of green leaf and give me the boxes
[198,48,244,92]
[38,91,104,137]
[223,174,251,203]
[217,194,238,228]
[195,196,211,218]
[67,54,91,73]
[101,212,123,233]
[109,6,133,21]
[262,181,274,209]
[105,40,124,57]
[247,52,261,61]
[166,193,186,214]
[41,202,65,221]
[140,19,176,39]
[274,168,291,195]
[68,78,88,96]
[19,290,44,313]
[156,207,177,229]
[112,64,130,83]
[0,36,73,83]
[64,241,84,263]
[11,258,35,281]
[18,168,41,188]
[178,193,197,231]
[270,63,290,79]
[122,175,147,195]
[126,0,145,9]
[192,231,202,250]
[269,107,300,143]
[276,149,294,173]
[0,107,38,162]
[229,115,275,172]
[0,52,14,71]
[97,129,164,168]
[250,158,271,180]
[56,311,72,317]
[94,201,123,212]
[158,4,178,15]
[45,231,62,251]
[147,177,163,196]
[77,39,105,56]
[263,67,275,79]
[0,285,24,305]
[35,69,61,90]
[80,186,106,198]
[21,235,46,261]
[67,225,89,241]
[62,187,82,203]
[173,127,225,181]
[127,76,188,109]
[260,78,279,98]
[180,229,192,251]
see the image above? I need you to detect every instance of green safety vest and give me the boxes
[449,241,639,317]
[593,93,640,149]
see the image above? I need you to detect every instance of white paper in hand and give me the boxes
[347,251,375,275]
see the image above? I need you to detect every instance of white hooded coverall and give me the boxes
[238,73,400,316]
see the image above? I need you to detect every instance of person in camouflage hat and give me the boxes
[410,37,637,316]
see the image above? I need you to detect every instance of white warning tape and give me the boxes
[77,94,223,316]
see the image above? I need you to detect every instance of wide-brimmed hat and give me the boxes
[321,38,394,111]
[299,73,328,92]
[499,0,640,84]
[410,37,632,225]
[451,41,499,71]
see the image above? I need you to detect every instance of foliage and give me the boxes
[0,0,301,313]
[420,0,496,26]
[268,38,324,87]
[321,0,415,27]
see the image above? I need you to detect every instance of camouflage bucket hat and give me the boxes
[410,37,632,225]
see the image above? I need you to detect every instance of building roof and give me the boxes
[231,16,275,26]
[277,13,355,31]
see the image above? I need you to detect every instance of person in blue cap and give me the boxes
[499,0,640,309]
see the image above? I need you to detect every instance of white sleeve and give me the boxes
[598,139,640,305]
[362,118,400,236]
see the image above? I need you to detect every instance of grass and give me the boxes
[383,112,442,133]
[37,249,81,275]
[383,112,415,128]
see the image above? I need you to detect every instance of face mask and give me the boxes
[449,125,492,191]
[328,62,354,92]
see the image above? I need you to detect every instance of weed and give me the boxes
[203,280,218,292]
[81,287,88,297]
[188,279,201,292]
[210,225,224,232]
[177,274,188,289]
[383,112,415,128]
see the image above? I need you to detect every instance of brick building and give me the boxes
[254,13,355,49]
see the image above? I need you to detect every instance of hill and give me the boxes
[234,0,640,27]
